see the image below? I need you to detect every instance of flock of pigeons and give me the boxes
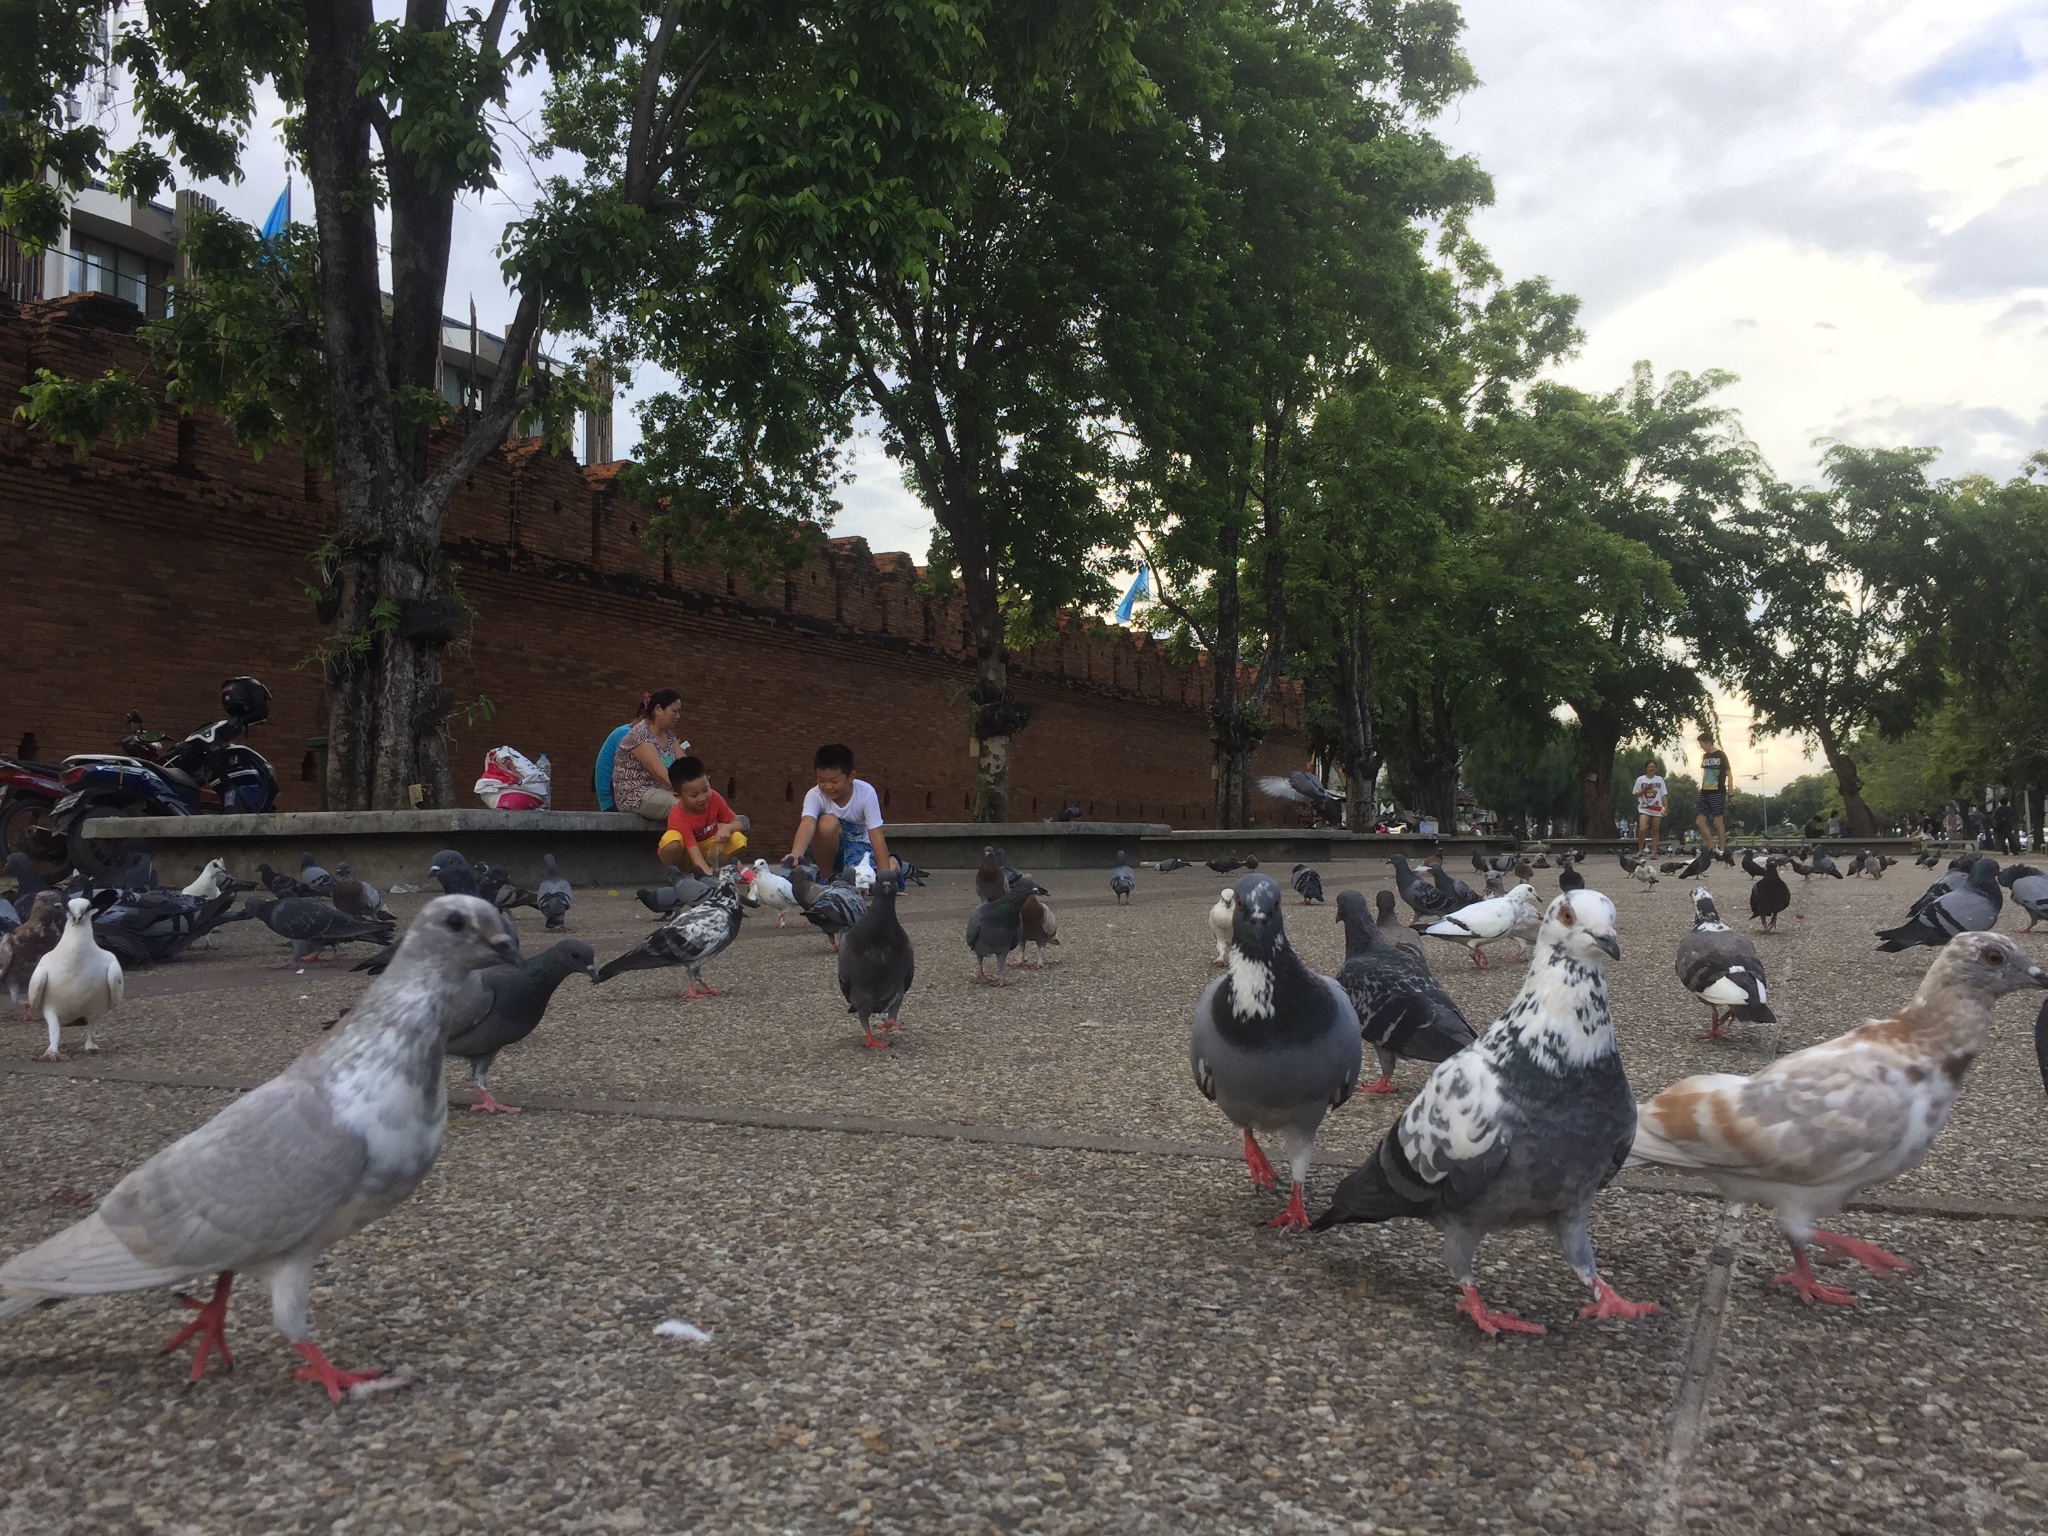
[0,827,2043,1398]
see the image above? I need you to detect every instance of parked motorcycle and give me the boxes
[44,678,279,879]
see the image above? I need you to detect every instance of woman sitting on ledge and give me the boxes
[612,690,689,821]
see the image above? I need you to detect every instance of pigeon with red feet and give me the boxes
[1334,890,1474,1094]
[1314,890,1662,1339]
[598,863,751,997]
[1634,930,2048,1307]
[1676,887,1775,1042]
[1191,874,1362,1232]
[446,939,600,1113]
[837,878,915,1048]
[0,895,514,1398]
[966,879,1041,985]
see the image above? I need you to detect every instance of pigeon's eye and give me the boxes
[444,914,466,933]
[1986,948,2005,966]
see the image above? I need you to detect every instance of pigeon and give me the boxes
[1558,854,1585,893]
[1749,858,1791,932]
[1334,890,1476,1093]
[27,896,125,1060]
[638,870,712,915]
[1019,893,1060,967]
[535,855,573,930]
[598,864,752,997]
[1206,853,1245,875]
[1470,852,1491,874]
[1676,887,1775,1042]
[1513,857,1534,883]
[975,846,1009,904]
[1915,849,1940,868]
[1532,854,1551,870]
[255,862,315,900]
[90,890,240,968]
[445,939,600,1113]
[1634,931,2048,1306]
[330,862,395,923]
[1741,848,1770,879]
[1998,865,2048,931]
[97,840,157,894]
[1242,854,1261,871]
[1314,890,1661,1337]
[1190,873,1362,1229]
[804,884,866,953]
[0,894,14,936]
[1156,857,1188,873]
[483,867,539,913]
[967,880,1042,985]
[1427,863,1482,910]
[181,859,255,900]
[1290,864,1325,905]
[1808,849,1843,879]
[1658,860,1688,876]
[1846,850,1869,878]
[1677,848,1712,881]
[427,849,482,898]
[1873,854,1895,878]
[1483,870,1505,898]
[1419,883,1542,970]
[743,859,800,926]
[1375,890,1426,957]
[1258,771,1345,824]
[2,890,66,1020]
[243,897,393,965]
[0,895,514,1397]
[297,853,334,896]
[3,851,51,910]
[1876,859,2002,951]
[1389,855,1457,920]
[1110,851,1135,906]
[1055,802,1085,822]
[1904,856,1976,920]
[837,878,915,1048]
[1616,850,1658,887]
[1209,887,1236,965]
[784,861,821,910]
[896,859,930,888]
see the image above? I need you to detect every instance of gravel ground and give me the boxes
[0,851,2044,1531]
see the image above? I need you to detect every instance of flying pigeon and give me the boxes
[743,859,800,926]
[598,864,752,997]
[28,897,124,1061]
[0,895,514,1398]
[255,863,315,900]
[1258,771,1345,825]
[1388,855,1457,920]
[181,859,255,900]
[428,850,481,898]
[1206,853,1246,875]
[1334,890,1476,1094]
[1290,864,1325,905]
[297,853,334,896]
[1314,890,1661,1338]
[1019,893,1059,968]
[243,897,393,965]
[1748,858,1791,931]
[804,884,866,953]
[1375,890,1426,957]
[2,890,65,1021]
[1634,931,2048,1306]
[1191,873,1362,1229]
[535,855,573,930]
[967,880,1042,985]
[1875,859,2002,951]
[837,879,915,1048]
[445,939,599,1113]
[1677,887,1775,1042]
[975,846,1009,904]
[1418,883,1541,970]
[1208,887,1236,965]
[1110,851,1135,906]
[331,862,395,923]
[1998,864,2048,931]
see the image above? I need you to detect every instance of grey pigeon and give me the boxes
[785,861,822,912]
[91,890,239,968]
[1156,857,1188,873]
[837,879,916,1048]
[803,884,866,953]
[1110,851,1135,906]
[974,846,1008,904]
[1334,890,1475,1093]
[428,850,481,897]
[446,939,599,1113]
[3,851,50,910]
[638,870,711,915]
[1877,859,2002,951]
[1998,864,2048,931]
[1906,857,1976,920]
[896,859,930,888]
[1558,854,1585,893]
[1846,850,1870,878]
[1484,870,1505,898]
[1916,849,1940,868]
[1677,887,1775,1042]
[477,862,538,913]
[243,897,393,964]
[1808,849,1843,879]
[1428,862,1481,910]
[2035,994,2048,1093]
[0,895,514,1398]
[1374,890,1426,957]
[297,852,334,896]
[28,896,124,1060]
[1873,854,1896,878]
[255,863,315,900]
[967,879,1042,985]
[1258,771,1345,824]
[1677,848,1712,881]
[598,864,751,997]
[536,854,573,930]
[0,894,15,936]
[1190,873,1362,1229]
[99,841,157,894]
[1290,864,1325,905]
[1055,802,1085,822]
[1206,852,1245,875]
[1389,855,1456,919]
[1532,855,1551,870]
[2,889,65,1019]
[1314,890,1663,1338]
[331,861,395,923]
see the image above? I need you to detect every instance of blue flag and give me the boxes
[1114,565,1150,624]
[259,182,290,243]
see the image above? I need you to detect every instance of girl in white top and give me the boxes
[1632,759,1668,857]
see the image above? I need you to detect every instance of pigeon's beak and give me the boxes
[2026,961,2048,990]
[585,962,602,983]
[1593,933,1621,961]
[488,930,518,961]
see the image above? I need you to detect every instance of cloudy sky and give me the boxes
[155,2,2042,791]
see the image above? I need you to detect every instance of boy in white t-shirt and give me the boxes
[786,743,897,884]
[1632,758,1668,857]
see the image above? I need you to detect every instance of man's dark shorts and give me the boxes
[1697,792,1727,818]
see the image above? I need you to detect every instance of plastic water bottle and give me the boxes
[536,754,553,810]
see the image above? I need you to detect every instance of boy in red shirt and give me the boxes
[657,756,749,875]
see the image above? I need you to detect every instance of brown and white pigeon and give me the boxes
[2,889,65,1021]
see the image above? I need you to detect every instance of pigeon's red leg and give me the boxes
[689,983,725,998]
[469,1089,521,1115]
[1811,1228,1915,1275]
[1241,1129,1279,1192]
[161,1272,235,1381]
[291,1340,383,1402]
[1264,1182,1311,1231]
[1698,1010,1726,1042]
[1456,1283,1546,1338]
[859,1023,891,1049]
[1578,1275,1663,1322]
[1772,1243,1858,1305]
[1358,1072,1397,1095]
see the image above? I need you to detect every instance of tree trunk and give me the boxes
[1209,512,1248,829]
[1400,684,1459,832]
[963,565,1025,823]
[1232,406,1291,828]
[1334,586,1375,831]
[1815,723,1878,836]
[1575,705,1621,839]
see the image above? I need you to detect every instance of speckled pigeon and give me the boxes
[598,865,752,997]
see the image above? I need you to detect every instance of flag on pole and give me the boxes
[1114,565,1151,624]
[259,180,291,243]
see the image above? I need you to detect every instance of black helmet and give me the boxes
[221,676,271,724]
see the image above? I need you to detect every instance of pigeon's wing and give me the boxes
[1389,1046,1512,1209]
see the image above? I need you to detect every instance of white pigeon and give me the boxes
[746,859,802,926]
[1418,882,1541,969]
[1632,930,2048,1306]
[1208,886,1236,966]
[851,856,877,895]
[0,895,515,1398]
[182,859,236,900]
[29,897,124,1061]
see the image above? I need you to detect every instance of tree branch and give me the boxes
[418,281,543,508]
[624,2,686,206]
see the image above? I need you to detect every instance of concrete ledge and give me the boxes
[1142,829,1515,864]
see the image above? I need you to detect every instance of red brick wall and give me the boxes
[0,294,1309,831]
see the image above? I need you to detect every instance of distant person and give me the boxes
[1802,813,1826,841]
[1631,758,1667,857]
[1826,813,1843,839]
[612,690,689,822]
[658,756,749,875]
[1966,805,1987,847]
[1693,730,1732,860]
[1994,797,2019,855]
[786,743,897,883]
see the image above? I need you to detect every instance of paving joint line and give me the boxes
[1642,1207,1742,1536]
